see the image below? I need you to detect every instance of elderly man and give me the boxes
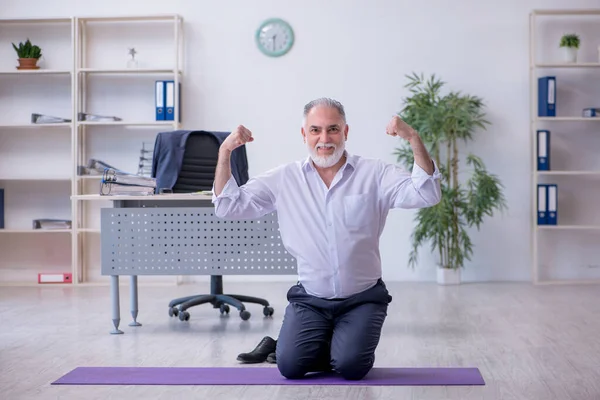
[212,98,441,380]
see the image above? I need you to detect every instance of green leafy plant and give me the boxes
[559,33,580,49]
[11,39,42,59]
[394,73,507,271]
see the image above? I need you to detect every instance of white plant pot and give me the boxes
[437,267,461,285]
[562,47,578,63]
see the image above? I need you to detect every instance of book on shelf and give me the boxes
[79,159,126,176]
[33,219,72,230]
[537,184,557,225]
[0,188,4,229]
[538,76,556,117]
[78,112,122,122]
[31,113,71,124]
[537,130,550,171]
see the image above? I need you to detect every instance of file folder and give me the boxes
[165,80,181,122]
[38,273,72,284]
[0,188,4,229]
[547,184,557,225]
[155,80,165,120]
[537,184,547,225]
[537,130,550,170]
[538,76,556,117]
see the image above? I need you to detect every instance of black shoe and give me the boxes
[236,336,277,363]
[266,352,276,364]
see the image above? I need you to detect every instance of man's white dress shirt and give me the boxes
[212,152,442,299]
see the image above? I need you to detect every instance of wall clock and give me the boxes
[255,18,294,57]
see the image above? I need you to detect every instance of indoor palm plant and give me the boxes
[394,73,507,284]
[12,39,42,70]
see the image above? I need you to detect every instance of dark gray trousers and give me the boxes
[275,279,392,380]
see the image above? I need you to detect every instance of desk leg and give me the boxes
[110,275,124,334]
[129,275,142,327]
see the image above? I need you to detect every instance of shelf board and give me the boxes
[0,177,71,181]
[71,193,212,201]
[78,68,181,75]
[532,9,600,16]
[0,123,71,128]
[537,171,600,176]
[537,225,600,230]
[0,17,72,24]
[78,121,176,126]
[77,14,181,22]
[535,63,600,68]
[536,279,600,286]
[536,117,600,122]
[0,229,71,233]
[0,69,71,75]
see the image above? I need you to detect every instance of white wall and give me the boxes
[4,0,600,284]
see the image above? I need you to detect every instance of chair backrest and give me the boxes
[172,132,220,193]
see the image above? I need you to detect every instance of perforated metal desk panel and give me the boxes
[100,206,297,276]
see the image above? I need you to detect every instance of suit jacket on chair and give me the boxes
[151,130,249,191]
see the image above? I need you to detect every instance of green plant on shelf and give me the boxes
[12,39,42,59]
[559,33,580,49]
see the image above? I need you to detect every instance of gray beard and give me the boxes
[308,142,345,168]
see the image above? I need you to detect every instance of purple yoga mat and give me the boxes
[52,366,485,386]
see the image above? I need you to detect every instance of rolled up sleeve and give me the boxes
[211,167,280,219]
[380,159,442,209]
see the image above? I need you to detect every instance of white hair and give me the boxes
[302,97,346,125]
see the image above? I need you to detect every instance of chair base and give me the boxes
[167,275,274,321]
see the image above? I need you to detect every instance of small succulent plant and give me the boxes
[12,39,42,59]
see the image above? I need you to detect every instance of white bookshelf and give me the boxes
[0,14,183,286]
[529,9,600,285]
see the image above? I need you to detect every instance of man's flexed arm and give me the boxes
[212,125,277,219]
[214,125,254,196]
[386,116,434,175]
[382,116,441,209]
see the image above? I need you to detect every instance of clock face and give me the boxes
[255,18,294,57]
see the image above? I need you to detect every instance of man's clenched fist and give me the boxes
[386,116,418,142]
[221,125,254,153]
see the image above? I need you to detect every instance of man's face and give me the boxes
[302,106,348,168]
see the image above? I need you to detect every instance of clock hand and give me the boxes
[272,34,277,50]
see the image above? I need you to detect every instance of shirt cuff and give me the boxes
[411,159,442,187]
[211,174,240,203]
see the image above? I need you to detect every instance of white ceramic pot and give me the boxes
[562,47,578,63]
[437,267,461,285]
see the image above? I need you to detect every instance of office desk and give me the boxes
[72,194,297,334]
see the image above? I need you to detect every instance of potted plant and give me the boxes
[394,73,508,285]
[559,33,579,63]
[11,39,42,70]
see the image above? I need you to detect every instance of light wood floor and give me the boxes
[1,280,599,399]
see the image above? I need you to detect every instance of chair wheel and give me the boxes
[263,306,274,317]
[240,310,251,321]
[220,304,230,314]
[168,307,179,317]
[179,311,190,321]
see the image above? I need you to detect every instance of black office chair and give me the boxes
[156,131,274,321]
